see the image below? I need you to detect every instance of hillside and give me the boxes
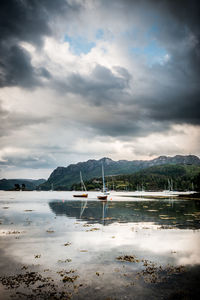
[0,179,46,191]
[39,155,200,190]
[73,164,200,191]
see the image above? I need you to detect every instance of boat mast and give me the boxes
[80,171,87,192]
[102,164,106,193]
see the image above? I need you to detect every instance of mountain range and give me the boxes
[40,155,200,190]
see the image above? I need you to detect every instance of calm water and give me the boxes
[0,191,200,299]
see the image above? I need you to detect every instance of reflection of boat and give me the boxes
[73,171,88,198]
[97,164,108,200]
[80,198,88,218]
[102,200,108,225]
[49,199,199,229]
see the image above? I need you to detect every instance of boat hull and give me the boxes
[97,195,107,200]
[73,194,88,198]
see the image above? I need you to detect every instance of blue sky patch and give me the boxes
[96,28,104,40]
[130,40,168,66]
[65,35,96,55]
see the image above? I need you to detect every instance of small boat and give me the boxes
[73,193,88,198]
[97,164,108,200]
[73,171,88,198]
[97,195,107,200]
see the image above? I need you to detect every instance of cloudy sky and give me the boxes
[0,0,200,179]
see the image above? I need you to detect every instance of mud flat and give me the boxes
[0,191,200,299]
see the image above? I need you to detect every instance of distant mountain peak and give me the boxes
[156,156,168,160]
[99,157,113,164]
[40,154,200,190]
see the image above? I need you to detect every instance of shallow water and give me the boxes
[0,191,200,299]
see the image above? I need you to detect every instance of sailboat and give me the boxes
[73,171,88,198]
[97,164,108,200]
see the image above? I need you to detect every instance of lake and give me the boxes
[0,191,200,299]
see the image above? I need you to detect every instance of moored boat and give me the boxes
[97,195,107,200]
[73,171,88,198]
[73,193,88,198]
[97,164,108,200]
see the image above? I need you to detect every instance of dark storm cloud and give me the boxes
[0,0,49,45]
[79,102,172,139]
[154,0,200,79]
[0,0,82,88]
[143,88,200,126]
[162,0,200,33]
[38,67,52,79]
[55,64,131,106]
[0,44,39,88]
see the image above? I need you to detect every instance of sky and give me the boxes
[0,0,200,179]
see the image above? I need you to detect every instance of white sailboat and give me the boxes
[97,164,108,200]
[73,171,88,198]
